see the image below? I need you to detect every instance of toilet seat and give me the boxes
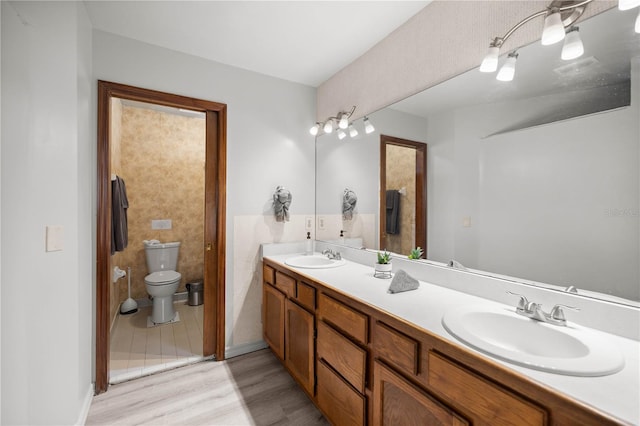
[145,270,181,286]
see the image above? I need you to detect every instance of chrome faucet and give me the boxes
[322,249,341,260]
[448,259,467,270]
[506,291,579,327]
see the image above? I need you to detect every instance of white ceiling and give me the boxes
[84,1,430,87]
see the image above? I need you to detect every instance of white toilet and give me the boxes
[144,240,182,324]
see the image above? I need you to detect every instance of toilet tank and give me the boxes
[144,240,180,272]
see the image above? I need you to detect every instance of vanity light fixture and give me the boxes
[496,52,518,81]
[364,116,375,134]
[480,0,593,80]
[310,105,375,139]
[541,7,566,45]
[561,26,584,60]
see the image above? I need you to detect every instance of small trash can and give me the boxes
[186,280,204,306]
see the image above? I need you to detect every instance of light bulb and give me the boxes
[364,117,375,134]
[618,0,640,10]
[479,45,500,72]
[541,9,565,45]
[323,120,334,134]
[561,27,584,60]
[496,53,518,82]
[337,129,347,140]
[636,9,640,33]
[349,124,358,138]
[338,113,349,129]
[309,123,320,136]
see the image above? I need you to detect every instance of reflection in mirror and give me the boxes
[315,8,640,306]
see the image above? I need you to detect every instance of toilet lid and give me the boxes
[145,270,181,285]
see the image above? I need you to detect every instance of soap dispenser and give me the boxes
[305,232,313,255]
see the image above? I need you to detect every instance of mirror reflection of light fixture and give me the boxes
[349,123,359,138]
[561,26,584,60]
[496,52,518,81]
[323,120,334,134]
[364,116,375,134]
[337,129,347,140]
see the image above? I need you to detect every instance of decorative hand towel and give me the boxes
[387,269,420,294]
[273,186,292,222]
[342,188,358,220]
[111,175,129,254]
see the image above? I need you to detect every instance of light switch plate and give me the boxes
[305,216,313,231]
[46,225,64,252]
[318,216,326,230]
[462,216,472,228]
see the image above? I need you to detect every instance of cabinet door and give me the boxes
[285,299,315,395]
[263,282,286,360]
[373,361,468,426]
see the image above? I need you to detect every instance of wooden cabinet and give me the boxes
[373,360,468,426]
[262,282,286,360]
[285,299,315,395]
[262,259,624,426]
[263,267,315,397]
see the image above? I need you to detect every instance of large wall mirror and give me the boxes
[315,7,639,306]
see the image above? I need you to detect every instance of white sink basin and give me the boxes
[285,254,346,269]
[442,305,625,376]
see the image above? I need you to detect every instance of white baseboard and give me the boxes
[76,382,95,425]
[225,340,268,359]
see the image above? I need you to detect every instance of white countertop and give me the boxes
[265,253,640,425]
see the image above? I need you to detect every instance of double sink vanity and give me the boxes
[262,242,639,425]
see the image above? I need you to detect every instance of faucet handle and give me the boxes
[549,304,580,321]
[506,291,529,311]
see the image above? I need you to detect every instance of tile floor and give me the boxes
[109,302,204,384]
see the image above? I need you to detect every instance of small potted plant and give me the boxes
[375,250,393,278]
[408,247,423,260]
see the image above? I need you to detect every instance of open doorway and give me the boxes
[379,135,427,257]
[96,81,227,394]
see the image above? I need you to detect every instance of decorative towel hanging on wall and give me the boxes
[273,186,292,222]
[342,188,358,220]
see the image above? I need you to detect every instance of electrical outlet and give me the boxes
[152,219,172,230]
[318,216,326,230]
[305,216,313,231]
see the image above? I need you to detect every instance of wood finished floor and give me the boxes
[87,349,329,426]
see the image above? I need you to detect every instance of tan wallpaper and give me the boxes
[111,104,206,301]
[386,144,416,256]
[109,98,123,325]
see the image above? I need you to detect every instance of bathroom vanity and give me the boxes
[262,248,638,425]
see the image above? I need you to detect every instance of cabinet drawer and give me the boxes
[317,359,366,426]
[428,352,547,426]
[317,320,366,393]
[275,271,295,298]
[296,281,316,311]
[318,293,368,344]
[373,321,419,376]
[263,264,275,285]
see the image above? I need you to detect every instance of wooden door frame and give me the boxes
[96,81,227,394]
[379,135,427,257]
